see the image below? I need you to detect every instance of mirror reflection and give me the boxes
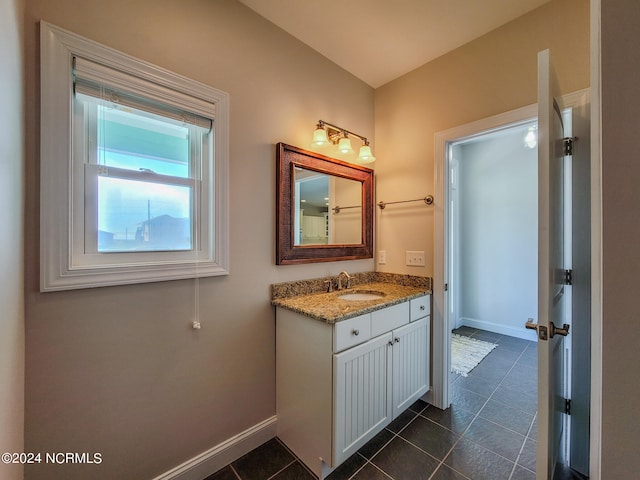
[294,168,362,246]
[276,142,373,265]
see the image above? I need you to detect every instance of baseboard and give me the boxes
[151,416,278,480]
[459,317,537,342]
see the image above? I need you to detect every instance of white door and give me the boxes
[529,48,571,479]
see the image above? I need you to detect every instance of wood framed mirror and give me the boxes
[276,143,374,265]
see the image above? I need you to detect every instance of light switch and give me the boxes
[405,251,425,266]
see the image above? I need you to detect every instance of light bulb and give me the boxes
[337,136,353,154]
[311,126,330,147]
[357,145,376,164]
[524,126,537,149]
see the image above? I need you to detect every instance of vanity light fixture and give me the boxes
[310,120,376,164]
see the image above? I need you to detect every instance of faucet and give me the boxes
[337,271,352,290]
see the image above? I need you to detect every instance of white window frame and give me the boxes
[40,22,229,291]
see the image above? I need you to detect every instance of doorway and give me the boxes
[447,119,541,479]
[432,91,591,477]
[448,120,539,341]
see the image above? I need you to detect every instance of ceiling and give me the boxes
[238,0,551,88]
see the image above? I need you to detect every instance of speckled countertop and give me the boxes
[271,272,431,323]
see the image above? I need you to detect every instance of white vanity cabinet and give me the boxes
[276,294,431,479]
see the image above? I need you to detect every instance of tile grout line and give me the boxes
[326,405,423,480]
[264,458,298,480]
[508,411,538,479]
[427,333,533,479]
[268,437,315,480]
[367,462,395,480]
[343,446,391,480]
[345,454,370,480]
[229,464,242,479]
[346,405,428,480]
[344,422,402,480]
[427,329,500,480]
[346,431,399,480]
[473,407,535,437]
[472,344,535,469]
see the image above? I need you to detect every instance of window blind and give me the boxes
[74,56,213,131]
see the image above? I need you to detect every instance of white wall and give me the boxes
[0,0,25,479]
[456,128,538,339]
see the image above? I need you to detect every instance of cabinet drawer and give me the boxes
[371,302,410,337]
[334,314,371,352]
[410,295,430,321]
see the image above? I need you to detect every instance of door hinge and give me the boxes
[563,136,576,156]
[565,398,572,415]
[563,269,573,285]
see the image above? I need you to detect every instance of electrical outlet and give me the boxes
[405,251,425,266]
[378,250,387,265]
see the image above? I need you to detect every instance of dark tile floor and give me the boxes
[206,327,585,480]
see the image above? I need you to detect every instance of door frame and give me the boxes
[588,2,602,479]
[432,87,591,447]
[433,103,537,409]
[446,117,540,342]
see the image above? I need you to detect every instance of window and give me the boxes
[40,22,229,291]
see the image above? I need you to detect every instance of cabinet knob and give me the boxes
[394,337,400,343]
[420,305,425,310]
[388,341,394,347]
[351,329,359,336]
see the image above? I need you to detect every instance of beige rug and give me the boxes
[451,333,497,377]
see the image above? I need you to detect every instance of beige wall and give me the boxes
[23,1,374,479]
[600,0,640,477]
[374,0,590,276]
[0,0,25,479]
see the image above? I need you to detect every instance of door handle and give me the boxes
[526,319,548,340]
[552,323,570,337]
[525,318,570,340]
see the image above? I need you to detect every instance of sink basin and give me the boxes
[338,290,386,301]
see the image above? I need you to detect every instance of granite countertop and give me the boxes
[271,273,432,323]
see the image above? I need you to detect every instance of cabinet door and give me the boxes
[391,316,430,419]
[333,332,392,466]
